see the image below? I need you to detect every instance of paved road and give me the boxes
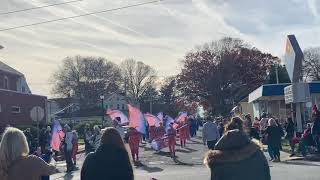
[52,134,320,180]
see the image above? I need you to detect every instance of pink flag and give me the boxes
[157,112,164,123]
[128,104,146,134]
[106,109,129,124]
[144,113,161,127]
[175,112,188,123]
[51,120,65,152]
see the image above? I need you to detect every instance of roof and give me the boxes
[248,82,320,103]
[0,61,24,76]
[248,83,291,103]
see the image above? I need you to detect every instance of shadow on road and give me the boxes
[282,161,320,167]
[176,147,197,153]
[63,172,74,180]
[138,164,164,173]
[188,139,203,145]
[174,158,194,166]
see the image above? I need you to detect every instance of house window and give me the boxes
[105,105,108,109]
[0,104,2,112]
[4,76,9,89]
[122,104,125,110]
[117,104,120,110]
[22,86,25,92]
[12,106,21,114]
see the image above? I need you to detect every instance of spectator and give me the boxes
[263,119,283,162]
[81,127,134,180]
[286,117,295,156]
[40,149,54,180]
[253,117,260,131]
[84,124,93,154]
[225,116,246,133]
[204,129,270,180]
[217,122,224,137]
[311,105,320,153]
[0,127,56,180]
[72,130,79,166]
[203,118,220,150]
[63,125,74,172]
[39,127,47,154]
[91,125,102,151]
[24,128,33,153]
[244,114,253,130]
[260,113,269,131]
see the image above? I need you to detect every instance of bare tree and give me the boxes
[121,59,156,102]
[52,56,121,108]
[303,47,320,80]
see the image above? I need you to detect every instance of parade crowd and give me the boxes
[1,104,320,180]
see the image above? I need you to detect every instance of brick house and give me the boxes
[0,61,47,128]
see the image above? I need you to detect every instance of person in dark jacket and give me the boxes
[81,127,134,180]
[312,112,320,153]
[264,118,283,162]
[286,117,295,156]
[204,129,270,180]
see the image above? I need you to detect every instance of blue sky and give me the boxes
[0,0,320,97]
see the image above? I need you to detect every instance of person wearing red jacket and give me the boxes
[156,122,166,138]
[167,122,177,159]
[149,126,156,143]
[179,122,187,148]
[126,127,141,163]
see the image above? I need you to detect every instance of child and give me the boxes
[41,149,54,180]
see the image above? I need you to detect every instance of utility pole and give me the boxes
[149,96,153,114]
[275,64,279,84]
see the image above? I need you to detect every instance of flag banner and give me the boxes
[157,112,164,123]
[106,109,129,124]
[144,113,161,127]
[128,104,146,134]
[51,119,65,152]
[151,136,168,151]
[165,115,175,131]
[175,112,188,123]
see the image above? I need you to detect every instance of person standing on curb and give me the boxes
[203,118,220,150]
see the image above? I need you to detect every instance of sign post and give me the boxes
[30,106,45,146]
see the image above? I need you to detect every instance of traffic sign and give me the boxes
[30,106,45,122]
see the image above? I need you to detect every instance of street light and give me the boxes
[100,95,105,122]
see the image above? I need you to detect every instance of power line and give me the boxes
[0,0,84,16]
[0,0,163,32]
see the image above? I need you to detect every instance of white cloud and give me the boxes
[0,0,319,96]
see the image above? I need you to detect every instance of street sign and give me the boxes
[283,35,303,83]
[284,83,311,104]
[30,106,45,122]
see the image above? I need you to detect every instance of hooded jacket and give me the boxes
[81,144,134,180]
[204,130,270,180]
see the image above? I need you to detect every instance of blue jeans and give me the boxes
[268,146,274,159]
[313,135,320,151]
